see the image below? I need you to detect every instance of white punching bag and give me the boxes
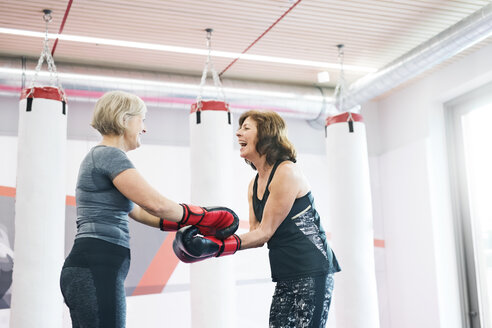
[325,112,380,328]
[189,100,236,328]
[10,87,67,328]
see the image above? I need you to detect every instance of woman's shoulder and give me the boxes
[273,160,309,194]
[90,145,131,169]
[92,145,126,158]
[276,160,299,175]
[271,161,300,184]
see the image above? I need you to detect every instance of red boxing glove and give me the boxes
[160,204,239,240]
[173,226,241,264]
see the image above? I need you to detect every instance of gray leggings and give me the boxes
[60,238,130,328]
[269,274,334,328]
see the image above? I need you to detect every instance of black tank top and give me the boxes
[253,161,341,281]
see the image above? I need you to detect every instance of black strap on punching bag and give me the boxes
[196,111,201,124]
[26,97,33,112]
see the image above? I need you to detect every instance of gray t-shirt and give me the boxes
[75,145,135,248]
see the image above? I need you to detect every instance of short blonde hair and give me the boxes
[91,91,147,136]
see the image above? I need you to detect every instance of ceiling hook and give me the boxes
[205,28,213,41]
[42,9,53,23]
[205,28,213,49]
[337,44,344,60]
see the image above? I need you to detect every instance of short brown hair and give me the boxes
[239,110,296,170]
[91,91,147,136]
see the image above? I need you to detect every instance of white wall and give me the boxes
[363,40,492,328]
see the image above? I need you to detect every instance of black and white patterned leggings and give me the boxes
[269,274,334,328]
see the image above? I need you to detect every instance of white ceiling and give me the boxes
[1,0,492,89]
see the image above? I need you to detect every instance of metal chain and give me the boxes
[29,10,65,100]
[334,44,347,113]
[196,28,227,108]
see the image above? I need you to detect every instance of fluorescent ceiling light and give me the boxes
[0,67,330,101]
[0,27,376,73]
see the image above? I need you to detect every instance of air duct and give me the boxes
[341,1,492,112]
[302,2,492,128]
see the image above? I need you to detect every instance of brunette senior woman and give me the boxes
[173,110,341,328]
[59,91,238,328]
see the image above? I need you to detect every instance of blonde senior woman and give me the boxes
[60,91,238,328]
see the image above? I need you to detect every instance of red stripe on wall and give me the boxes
[132,232,180,296]
[374,239,386,248]
[66,195,76,206]
[0,186,15,197]
[0,85,21,93]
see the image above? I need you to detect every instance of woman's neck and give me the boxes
[254,158,273,178]
[100,135,127,152]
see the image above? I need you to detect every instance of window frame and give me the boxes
[445,81,492,328]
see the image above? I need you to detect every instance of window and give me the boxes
[446,83,492,328]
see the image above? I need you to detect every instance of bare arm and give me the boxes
[239,163,302,249]
[113,168,183,223]
[128,204,161,228]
